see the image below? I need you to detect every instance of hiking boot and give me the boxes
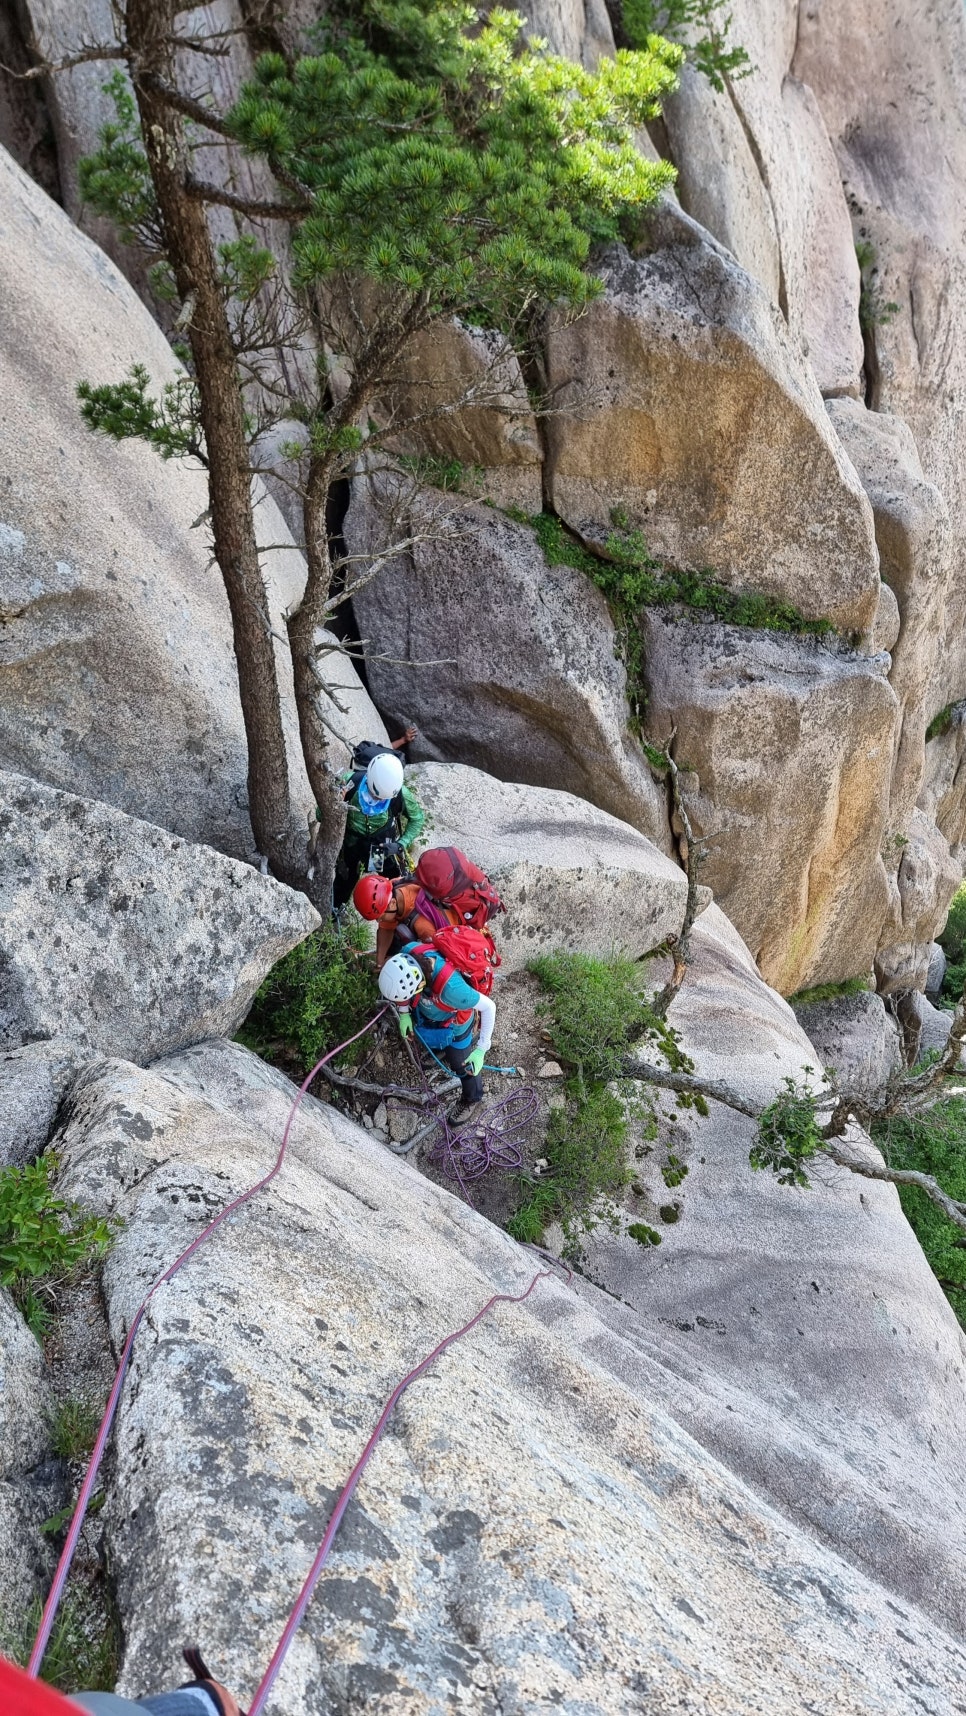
[451,1097,485,1127]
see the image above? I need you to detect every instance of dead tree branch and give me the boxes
[652,733,711,1020]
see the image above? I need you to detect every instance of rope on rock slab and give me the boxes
[27,1008,387,1680]
[29,1007,557,1713]
[246,1248,570,1716]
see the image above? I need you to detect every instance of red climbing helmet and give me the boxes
[352,872,394,920]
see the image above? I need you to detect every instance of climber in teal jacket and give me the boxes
[377,946,495,1108]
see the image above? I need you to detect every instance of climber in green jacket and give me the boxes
[333,729,425,908]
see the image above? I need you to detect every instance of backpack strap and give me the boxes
[409,944,459,1008]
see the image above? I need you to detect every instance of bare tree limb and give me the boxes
[652,731,710,1020]
[0,45,126,79]
[823,1138,966,1233]
[185,178,309,220]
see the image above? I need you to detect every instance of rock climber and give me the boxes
[352,870,462,971]
[333,730,425,909]
[378,943,496,1112]
[0,1653,240,1716]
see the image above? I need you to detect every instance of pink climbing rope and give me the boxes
[27,1008,386,1679]
[29,1007,564,1711]
[247,1257,561,1716]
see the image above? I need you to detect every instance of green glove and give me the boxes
[397,1010,414,1040]
[464,1044,485,1076]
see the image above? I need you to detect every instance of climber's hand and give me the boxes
[464,1045,485,1076]
[397,1009,414,1040]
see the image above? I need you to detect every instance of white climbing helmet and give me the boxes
[366,751,404,801]
[378,953,425,1004]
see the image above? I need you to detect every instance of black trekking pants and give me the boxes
[438,1038,483,1106]
[333,832,404,908]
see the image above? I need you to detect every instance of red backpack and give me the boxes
[414,846,506,931]
[411,926,502,1006]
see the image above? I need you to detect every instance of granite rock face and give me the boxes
[0,771,319,1064]
[640,613,899,994]
[347,486,670,845]
[406,761,697,971]
[47,1037,966,1714]
[0,1038,84,1168]
[590,902,966,1643]
[543,208,880,634]
[0,142,317,857]
[0,1290,56,1626]
[793,990,902,1105]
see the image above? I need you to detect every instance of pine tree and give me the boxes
[76,1,682,904]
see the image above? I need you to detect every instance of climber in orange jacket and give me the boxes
[352,871,461,971]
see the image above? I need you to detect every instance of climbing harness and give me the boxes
[27,1014,561,1706]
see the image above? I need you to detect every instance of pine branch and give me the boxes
[184,178,309,220]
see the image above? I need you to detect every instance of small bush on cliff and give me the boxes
[939,884,966,1005]
[238,923,375,1073]
[621,0,751,91]
[0,1155,115,1340]
[507,952,691,1249]
[871,1097,966,1328]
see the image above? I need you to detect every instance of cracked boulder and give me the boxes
[0,770,319,1064]
[792,989,902,1106]
[346,485,670,843]
[795,0,966,728]
[406,760,696,972]
[640,612,899,995]
[49,1039,966,1712]
[543,207,880,634]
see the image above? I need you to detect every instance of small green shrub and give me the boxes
[628,1221,662,1247]
[1,1588,119,1694]
[788,975,869,1008]
[856,241,900,332]
[872,1097,966,1328]
[925,701,966,744]
[49,1395,101,1462]
[509,952,697,1248]
[939,883,966,1005]
[0,1155,115,1336]
[530,949,694,1085]
[749,1077,825,1187]
[237,923,376,1072]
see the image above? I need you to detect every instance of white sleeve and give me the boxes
[475,993,496,1054]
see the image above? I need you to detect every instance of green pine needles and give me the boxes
[228,5,681,329]
[621,0,751,92]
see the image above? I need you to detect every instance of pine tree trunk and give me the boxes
[289,453,347,910]
[125,0,307,889]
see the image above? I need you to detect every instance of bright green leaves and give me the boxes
[229,2,681,333]
[77,363,205,465]
[622,0,751,93]
[0,1153,117,1340]
[750,1077,825,1187]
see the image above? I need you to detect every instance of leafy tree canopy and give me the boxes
[227,2,681,329]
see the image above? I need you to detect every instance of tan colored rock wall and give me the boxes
[544,208,880,634]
